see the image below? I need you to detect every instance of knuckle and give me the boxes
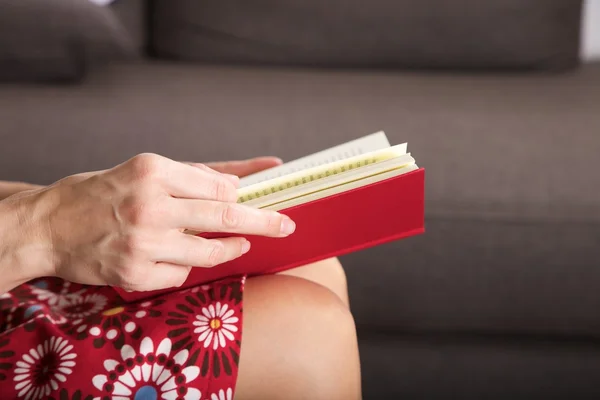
[206,241,226,267]
[56,174,84,186]
[173,268,191,287]
[120,233,146,257]
[120,196,157,226]
[210,177,236,202]
[130,153,163,181]
[127,200,146,225]
[266,211,283,233]
[219,204,245,229]
[116,263,143,289]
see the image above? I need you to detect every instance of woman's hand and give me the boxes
[6,153,294,292]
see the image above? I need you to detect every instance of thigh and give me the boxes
[278,258,349,307]
[234,274,361,400]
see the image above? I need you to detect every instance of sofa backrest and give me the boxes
[148,0,583,71]
[111,0,147,53]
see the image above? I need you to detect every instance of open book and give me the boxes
[116,131,425,301]
[236,131,418,210]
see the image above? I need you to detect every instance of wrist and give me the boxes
[0,190,56,292]
[0,182,45,201]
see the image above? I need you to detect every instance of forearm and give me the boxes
[0,181,44,201]
[0,192,54,293]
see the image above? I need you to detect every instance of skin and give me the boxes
[0,155,361,399]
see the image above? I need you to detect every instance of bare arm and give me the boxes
[0,181,43,201]
[0,191,54,292]
[0,181,49,292]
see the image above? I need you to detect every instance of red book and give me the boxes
[115,132,425,302]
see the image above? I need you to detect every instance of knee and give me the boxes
[319,257,350,308]
[238,275,361,400]
[292,276,358,389]
[301,289,361,399]
[275,276,361,399]
[313,257,349,308]
[281,257,350,307]
[324,257,348,288]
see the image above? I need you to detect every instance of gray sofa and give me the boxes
[1,1,600,398]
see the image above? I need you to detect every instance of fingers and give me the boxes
[152,233,251,268]
[186,163,240,185]
[123,154,283,203]
[117,235,252,292]
[114,261,192,292]
[202,157,283,177]
[170,198,296,237]
[144,263,192,291]
[125,154,239,202]
[162,160,239,201]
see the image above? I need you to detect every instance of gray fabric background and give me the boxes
[150,0,582,70]
[111,0,147,52]
[1,62,599,334]
[0,0,134,82]
[1,61,599,397]
[2,1,599,397]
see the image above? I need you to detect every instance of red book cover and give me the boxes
[115,168,425,302]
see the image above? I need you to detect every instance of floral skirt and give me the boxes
[0,276,245,400]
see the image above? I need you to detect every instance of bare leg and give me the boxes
[279,258,349,307]
[235,274,362,400]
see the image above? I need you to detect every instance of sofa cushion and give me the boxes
[0,62,599,336]
[0,0,135,83]
[150,0,582,71]
[359,332,600,399]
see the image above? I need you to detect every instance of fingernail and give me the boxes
[280,217,296,235]
[241,240,251,254]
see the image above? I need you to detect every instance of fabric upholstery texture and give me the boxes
[360,332,600,399]
[1,3,598,396]
[0,0,135,82]
[1,60,599,398]
[150,0,582,71]
[110,0,147,52]
[1,61,599,335]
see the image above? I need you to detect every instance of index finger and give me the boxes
[172,198,296,238]
[159,158,239,202]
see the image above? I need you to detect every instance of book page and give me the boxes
[239,131,395,187]
[264,164,419,211]
[245,154,416,209]
[237,144,409,203]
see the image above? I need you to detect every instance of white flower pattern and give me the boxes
[193,302,239,350]
[30,287,62,306]
[92,337,201,400]
[2,278,243,399]
[13,336,77,399]
[211,388,233,400]
[54,293,108,319]
[30,280,84,307]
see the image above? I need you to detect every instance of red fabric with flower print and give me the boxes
[0,276,244,400]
